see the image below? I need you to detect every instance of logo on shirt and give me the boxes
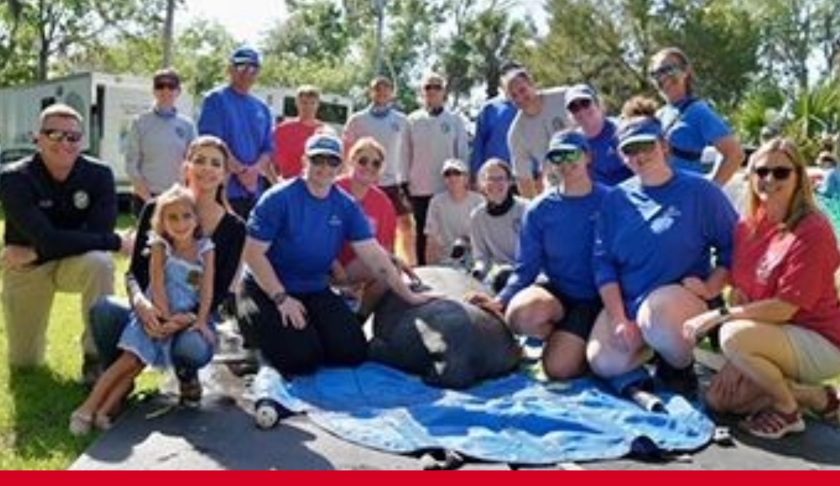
[329,214,343,227]
[756,250,784,285]
[176,126,189,140]
[552,118,565,132]
[391,122,401,133]
[39,199,54,210]
[73,191,91,210]
[650,206,681,234]
[441,122,452,135]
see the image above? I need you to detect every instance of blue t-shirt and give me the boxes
[248,179,374,294]
[659,98,733,175]
[469,97,518,174]
[498,184,610,305]
[198,86,275,199]
[594,171,737,318]
[588,118,633,186]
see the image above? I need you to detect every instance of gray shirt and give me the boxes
[404,109,470,196]
[470,197,527,275]
[125,108,196,194]
[508,88,569,179]
[344,107,409,187]
[425,190,484,256]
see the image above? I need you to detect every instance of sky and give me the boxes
[181,0,288,45]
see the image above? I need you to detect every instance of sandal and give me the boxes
[94,413,113,431]
[69,410,94,437]
[739,408,805,439]
[820,386,839,422]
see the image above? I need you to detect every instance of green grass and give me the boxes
[0,211,163,470]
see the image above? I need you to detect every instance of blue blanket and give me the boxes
[274,363,715,465]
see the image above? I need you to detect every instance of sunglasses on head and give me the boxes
[546,149,584,165]
[310,154,343,168]
[233,63,260,75]
[620,140,657,157]
[154,82,179,91]
[356,156,383,170]
[649,64,683,83]
[568,99,593,114]
[753,166,794,181]
[41,128,83,144]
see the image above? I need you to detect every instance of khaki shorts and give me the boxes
[784,325,840,384]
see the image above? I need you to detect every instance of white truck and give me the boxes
[0,72,193,198]
[252,87,353,134]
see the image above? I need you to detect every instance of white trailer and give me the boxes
[0,72,193,197]
[251,87,353,134]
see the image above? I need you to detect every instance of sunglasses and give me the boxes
[40,128,83,143]
[233,63,260,75]
[154,82,179,91]
[443,170,466,178]
[649,64,683,83]
[356,156,383,170]
[753,166,794,181]
[310,154,343,168]
[424,84,444,91]
[620,140,657,157]
[568,99,593,114]
[546,150,584,165]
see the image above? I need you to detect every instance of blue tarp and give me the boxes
[273,363,716,465]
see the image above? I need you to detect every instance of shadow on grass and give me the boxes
[8,366,93,463]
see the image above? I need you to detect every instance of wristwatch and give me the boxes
[271,291,288,307]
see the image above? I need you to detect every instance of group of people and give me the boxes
[2,44,839,443]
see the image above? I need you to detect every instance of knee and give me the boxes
[172,330,214,369]
[587,345,635,379]
[506,305,552,338]
[82,251,116,279]
[543,354,587,381]
[719,320,751,358]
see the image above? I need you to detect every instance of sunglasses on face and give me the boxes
[40,128,83,144]
[753,166,794,181]
[483,175,510,184]
[310,154,343,168]
[649,64,683,83]
[154,82,179,91]
[356,156,383,170]
[443,170,466,178]
[233,63,260,75]
[568,99,593,114]
[424,84,444,92]
[546,150,584,165]
[620,141,657,157]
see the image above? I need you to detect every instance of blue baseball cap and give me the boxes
[230,46,262,67]
[547,130,590,158]
[565,84,597,109]
[305,133,343,160]
[617,117,663,151]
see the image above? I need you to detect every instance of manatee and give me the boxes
[368,266,521,389]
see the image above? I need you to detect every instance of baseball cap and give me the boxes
[305,133,344,159]
[617,117,663,151]
[547,130,590,157]
[565,84,597,109]
[230,46,262,67]
[441,158,468,175]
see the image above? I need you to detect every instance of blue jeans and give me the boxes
[90,296,214,380]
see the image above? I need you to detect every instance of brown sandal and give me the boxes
[740,408,805,439]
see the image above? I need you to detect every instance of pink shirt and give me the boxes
[732,211,840,348]
[337,177,397,266]
[273,119,324,179]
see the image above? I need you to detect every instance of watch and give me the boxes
[271,291,288,307]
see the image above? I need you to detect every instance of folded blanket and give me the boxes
[270,363,716,465]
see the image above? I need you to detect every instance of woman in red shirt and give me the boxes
[685,137,840,439]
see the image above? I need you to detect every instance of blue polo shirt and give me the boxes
[198,86,275,199]
[594,171,737,318]
[469,97,518,173]
[659,98,733,175]
[247,179,373,294]
[498,184,610,305]
[588,118,633,186]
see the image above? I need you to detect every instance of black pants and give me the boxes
[411,195,432,266]
[237,279,368,376]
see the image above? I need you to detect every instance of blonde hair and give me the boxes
[151,184,202,243]
[747,137,819,231]
[349,137,385,167]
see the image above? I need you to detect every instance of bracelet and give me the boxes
[271,291,288,307]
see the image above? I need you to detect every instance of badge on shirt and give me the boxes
[552,117,565,132]
[73,191,91,210]
[329,215,343,227]
[441,122,452,135]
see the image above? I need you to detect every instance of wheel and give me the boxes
[255,399,281,430]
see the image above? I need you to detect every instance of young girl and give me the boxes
[70,184,216,435]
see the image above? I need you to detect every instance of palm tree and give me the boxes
[162,0,175,67]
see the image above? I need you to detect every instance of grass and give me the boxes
[0,211,163,470]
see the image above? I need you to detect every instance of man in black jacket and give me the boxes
[0,104,127,383]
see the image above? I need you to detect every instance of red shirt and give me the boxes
[273,119,324,179]
[337,177,397,266]
[732,211,840,348]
